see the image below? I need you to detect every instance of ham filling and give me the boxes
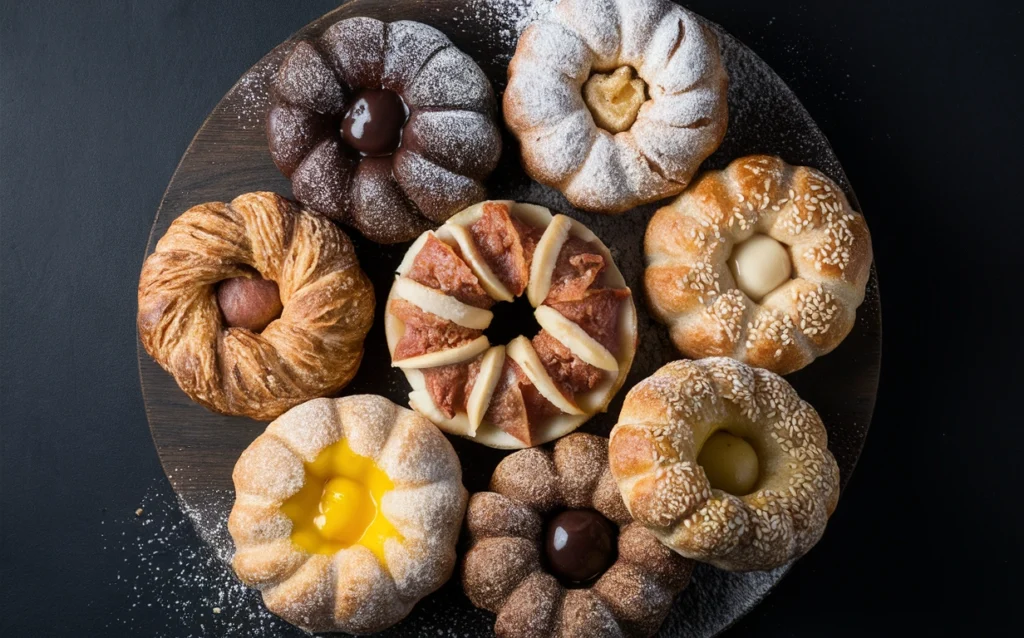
[545,235,606,303]
[511,217,545,272]
[470,202,529,296]
[422,354,483,419]
[484,359,560,445]
[532,331,603,400]
[407,234,494,309]
[548,288,630,356]
[390,298,482,361]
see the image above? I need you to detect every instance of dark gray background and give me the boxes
[1,0,1019,635]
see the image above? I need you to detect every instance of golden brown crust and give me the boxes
[462,433,693,638]
[644,156,873,375]
[137,192,374,420]
[503,0,728,214]
[228,395,468,634]
[609,358,840,571]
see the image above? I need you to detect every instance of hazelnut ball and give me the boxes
[216,275,283,332]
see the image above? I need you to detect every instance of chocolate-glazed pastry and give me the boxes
[462,433,694,638]
[267,18,502,244]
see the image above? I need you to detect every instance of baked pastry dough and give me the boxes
[229,395,467,633]
[267,17,502,243]
[463,433,693,637]
[644,155,873,374]
[384,201,637,449]
[609,358,840,571]
[504,0,728,213]
[137,192,374,421]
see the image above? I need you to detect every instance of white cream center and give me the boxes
[697,431,759,495]
[727,234,792,302]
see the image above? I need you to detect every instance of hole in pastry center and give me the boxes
[281,439,400,559]
[697,431,760,496]
[484,293,539,344]
[582,66,647,134]
[727,234,793,302]
[341,88,409,157]
[543,508,618,585]
[216,270,283,332]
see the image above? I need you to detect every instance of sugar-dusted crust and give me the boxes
[385,201,638,449]
[609,358,840,571]
[267,18,502,244]
[644,155,873,374]
[463,433,694,638]
[137,192,374,421]
[228,395,468,634]
[504,0,728,214]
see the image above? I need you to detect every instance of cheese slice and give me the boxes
[505,336,585,416]
[527,214,572,307]
[393,277,493,330]
[392,336,490,369]
[443,224,513,302]
[466,345,506,430]
[534,305,619,372]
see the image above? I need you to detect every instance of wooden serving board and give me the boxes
[137,1,882,635]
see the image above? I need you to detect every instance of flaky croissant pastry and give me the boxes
[137,192,374,420]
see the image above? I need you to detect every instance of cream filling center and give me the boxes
[727,234,792,302]
[582,66,646,134]
[697,431,759,495]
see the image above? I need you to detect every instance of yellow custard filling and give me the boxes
[281,440,400,561]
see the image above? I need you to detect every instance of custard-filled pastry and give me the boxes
[504,0,728,213]
[137,192,374,420]
[463,433,693,637]
[609,358,840,571]
[267,17,502,243]
[229,395,467,633]
[384,200,638,448]
[644,155,873,374]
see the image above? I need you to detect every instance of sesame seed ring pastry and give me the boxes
[608,357,840,571]
[384,200,638,449]
[644,155,873,375]
[504,0,728,214]
[137,192,374,421]
[267,17,502,244]
[463,433,694,638]
[228,395,468,634]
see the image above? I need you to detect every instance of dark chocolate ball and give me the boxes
[544,509,617,584]
[216,275,283,332]
[341,89,408,156]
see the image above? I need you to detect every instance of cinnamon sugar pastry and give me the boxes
[504,0,728,213]
[384,200,637,449]
[137,192,374,421]
[609,358,840,571]
[463,433,693,638]
[645,155,873,374]
[229,395,467,633]
[268,17,502,243]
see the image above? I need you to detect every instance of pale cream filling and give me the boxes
[727,234,792,302]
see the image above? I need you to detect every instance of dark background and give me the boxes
[1,0,1020,635]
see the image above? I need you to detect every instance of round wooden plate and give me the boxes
[137,1,882,635]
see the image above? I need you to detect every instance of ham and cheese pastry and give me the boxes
[385,201,637,449]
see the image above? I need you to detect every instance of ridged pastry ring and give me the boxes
[504,0,728,213]
[137,192,374,421]
[644,155,873,375]
[229,395,468,634]
[609,357,840,571]
[462,433,693,637]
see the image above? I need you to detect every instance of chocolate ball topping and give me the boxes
[341,89,408,157]
[217,275,283,332]
[544,509,617,584]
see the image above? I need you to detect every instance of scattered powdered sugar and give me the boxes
[231,61,273,130]
[453,0,555,63]
[104,482,303,637]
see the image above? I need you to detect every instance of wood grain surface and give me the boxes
[136,1,882,635]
